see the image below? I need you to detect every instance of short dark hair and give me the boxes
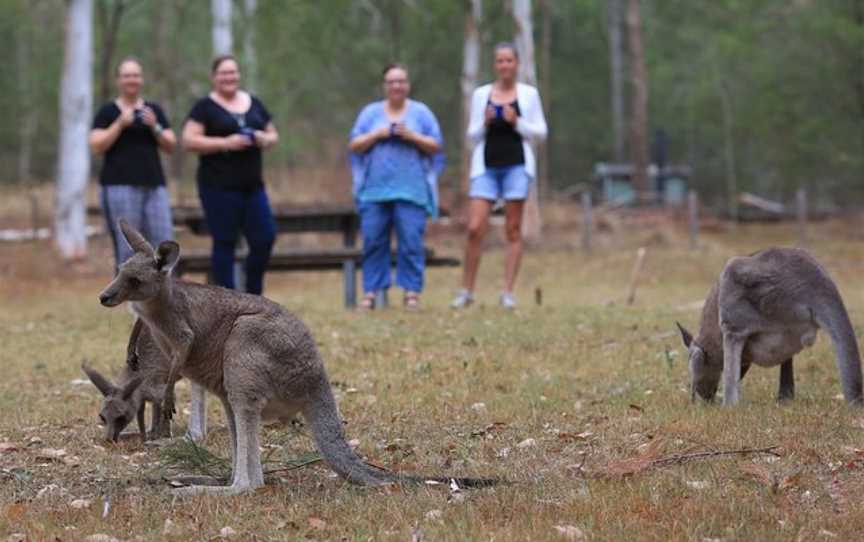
[493,42,519,60]
[115,56,142,76]
[211,54,239,74]
[382,63,409,79]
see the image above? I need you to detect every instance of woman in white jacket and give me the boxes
[452,43,548,309]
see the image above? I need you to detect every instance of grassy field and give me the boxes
[2,213,864,541]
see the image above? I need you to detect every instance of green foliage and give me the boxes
[6,0,864,205]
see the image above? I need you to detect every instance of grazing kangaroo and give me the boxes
[98,220,497,495]
[677,247,863,406]
[83,318,207,442]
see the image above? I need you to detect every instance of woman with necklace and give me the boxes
[349,63,444,311]
[182,54,279,295]
[451,43,548,310]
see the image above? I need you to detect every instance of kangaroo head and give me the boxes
[81,364,143,441]
[99,220,179,307]
[676,321,721,402]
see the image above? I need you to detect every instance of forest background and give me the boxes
[3,0,864,211]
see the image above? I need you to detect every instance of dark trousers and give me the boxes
[197,184,276,295]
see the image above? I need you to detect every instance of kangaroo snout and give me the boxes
[99,290,121,307]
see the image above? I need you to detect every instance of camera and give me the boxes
[133,108,144,125]
[239,126,256,144]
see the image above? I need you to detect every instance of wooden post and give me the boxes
[796,188,807,245]
[626,247,647,305]
[581,191,592,253]
[30,193,39,240]
[688,190,699,250]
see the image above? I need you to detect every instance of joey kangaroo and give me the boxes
[677,247,863,406]
[98,220,497,495]
[83,318,206,442]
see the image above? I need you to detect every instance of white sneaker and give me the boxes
[499,292,516,309]
[450,289,474,309]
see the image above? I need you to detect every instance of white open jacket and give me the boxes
[466,82,548,180]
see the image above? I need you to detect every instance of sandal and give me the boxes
[404,292,421,311]
[358,293,376,311]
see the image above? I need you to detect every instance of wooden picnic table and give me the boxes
[90,204,458,308]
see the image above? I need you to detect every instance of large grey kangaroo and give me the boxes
[677,247,863,406]
[98,220,497,495]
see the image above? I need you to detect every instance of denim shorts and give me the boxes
[469,165,531,201]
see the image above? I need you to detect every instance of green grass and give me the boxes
[1,217,864,540]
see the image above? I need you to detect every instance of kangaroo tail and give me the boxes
[303,378,505,487]
[303,379,396,486]
[814,289,863,405]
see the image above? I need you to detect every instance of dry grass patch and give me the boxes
[2,218,864,540]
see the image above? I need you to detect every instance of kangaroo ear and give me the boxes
[155,241,180,274]
[121,376,144,400]
[676,321,693,348]
[82,364,118,397]
[119,219,155,257]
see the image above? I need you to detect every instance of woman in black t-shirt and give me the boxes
[90,57,177,268]
[182,55,279,295]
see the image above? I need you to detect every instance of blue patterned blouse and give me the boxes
[349,100,445,217]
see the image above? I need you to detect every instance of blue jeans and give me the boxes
[359,200,427,294]
[198,184,276,295]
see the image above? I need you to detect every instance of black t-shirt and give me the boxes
[92,101,171,187]
[187,95,272,192]
[484,100,525,168]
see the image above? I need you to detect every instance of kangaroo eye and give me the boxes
[128,278,141,288]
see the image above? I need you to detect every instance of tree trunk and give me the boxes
[459,0,482,213]
[607,0,626,163]
[625,0,649,200]
[96,0,126,105]
[211,0,233,55]
[512,0,542,240]
[537,0,552,200]
[56,0,93,260]
[242,0,258,92]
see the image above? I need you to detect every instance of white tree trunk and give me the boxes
[512,0,542,240]
[211,0,233,55]
[460,0,482,211]
[607,0,626,163]
[242,0,257,91]
[55,0,93,260]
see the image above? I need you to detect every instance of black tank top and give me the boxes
[484,99,525,168]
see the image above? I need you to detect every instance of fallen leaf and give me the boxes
[83,535,119,542]
[517,438,537,449]
[471,402,487,412]
[424,509,443,521]
[307,516,327,530]
[162,518,177,536]
[553,525,586,540]
[69,498,92,510]
[219,526,237,538]
[36,448,67,461]
[686,480,710,490]
[5,534,26,542]
[0,442,18,454]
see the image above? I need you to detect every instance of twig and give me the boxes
[263,456,323,475]
[651,445,780,467]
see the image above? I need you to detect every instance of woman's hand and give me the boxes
[484,105,496,126]
[117,106,135,128]
[223,134,253,151]
[502,104,518,125]
[140,106,158,128]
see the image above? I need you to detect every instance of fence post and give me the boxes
[688,190,699,250]
[581,191,593,254]
[796,188,807,245]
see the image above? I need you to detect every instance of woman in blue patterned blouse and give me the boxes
[348,64,444,311]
